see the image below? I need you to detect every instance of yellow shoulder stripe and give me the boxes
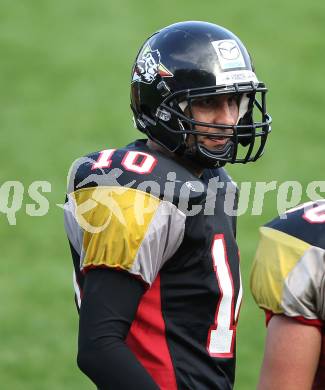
[71,186,161,271]
[250,226,311,313]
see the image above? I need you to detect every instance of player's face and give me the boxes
[189,94,239,151]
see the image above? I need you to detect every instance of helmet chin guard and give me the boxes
[183,137,234,169]
[131,21,271,167]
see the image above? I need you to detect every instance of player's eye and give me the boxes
[192,97,215,108]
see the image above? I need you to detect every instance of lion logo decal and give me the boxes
[132,45,173,84]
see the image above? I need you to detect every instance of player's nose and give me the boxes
[214,100,237,126]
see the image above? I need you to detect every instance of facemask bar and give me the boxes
[249,90,270,162]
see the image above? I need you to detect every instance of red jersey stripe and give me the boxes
[126,274,178,390]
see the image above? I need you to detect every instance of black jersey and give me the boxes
[251,200,325,323]
[250,201,325,389]
[65,140,242,390]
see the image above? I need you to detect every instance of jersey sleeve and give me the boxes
[78,269,159,389]
[65,184,186,286]
[250,226,325,325]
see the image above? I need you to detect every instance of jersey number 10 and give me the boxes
[92,149,157,174]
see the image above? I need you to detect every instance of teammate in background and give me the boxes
[65,21,271,389]
[251,201,325,390]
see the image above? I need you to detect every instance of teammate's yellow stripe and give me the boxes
[71,186,161,270]
[250,226,311,313]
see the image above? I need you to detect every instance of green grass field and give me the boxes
[1,1,325,388]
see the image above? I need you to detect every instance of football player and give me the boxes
[65,21,271,389]
[251,201,325,389]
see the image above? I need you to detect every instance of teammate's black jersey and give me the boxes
[251,201,325,389]
[65,140,242,390]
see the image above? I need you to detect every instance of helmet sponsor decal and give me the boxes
[132,44,173,84]
[215,70,258,86]
[212,39,246,70]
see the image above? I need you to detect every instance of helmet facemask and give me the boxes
[153,82,271,167]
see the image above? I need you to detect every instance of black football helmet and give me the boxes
[130,21,271,168]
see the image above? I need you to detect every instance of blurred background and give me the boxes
[1,0,324,388]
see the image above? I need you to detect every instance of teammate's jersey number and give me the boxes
[303,203,325,223]
[287,201,325,224]
[207,234,242,358]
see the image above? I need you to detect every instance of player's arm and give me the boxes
[257,315,321,390]
[77,268,159,390]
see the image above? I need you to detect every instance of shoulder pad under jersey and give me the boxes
[64,139,193,285]
[67,139,207,208]
[266,200,325,250]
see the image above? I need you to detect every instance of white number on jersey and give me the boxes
[207,234,242,358]
[91,149,157,174]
